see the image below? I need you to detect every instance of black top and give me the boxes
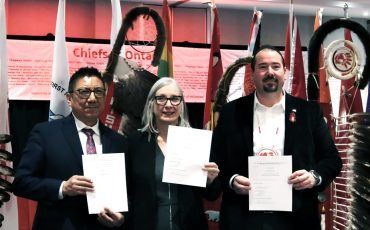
[155,144,180,230]
[126,130,221,230]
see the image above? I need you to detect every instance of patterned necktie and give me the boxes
[82,128,97,154]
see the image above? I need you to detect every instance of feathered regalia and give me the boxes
[0,134,14,227]
[101,6,166,135]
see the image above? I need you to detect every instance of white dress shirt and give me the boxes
[253,93,285,156]
[229,93,286,188]
[59,114,101,199]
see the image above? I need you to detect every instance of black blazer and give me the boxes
[211,93,342,230]
[126,130,220,230]
[13,114,128,230]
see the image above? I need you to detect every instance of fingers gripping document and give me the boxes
[82,153,128,214]
[162,126,213,187]
[248,155,292,212]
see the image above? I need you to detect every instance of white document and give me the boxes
[82,153,128,214]
[248,155,292,211]
[162,125,212,187]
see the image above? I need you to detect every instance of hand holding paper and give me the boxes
[248,156,292,212]
[82,153,128,214]
[162,126,213,187]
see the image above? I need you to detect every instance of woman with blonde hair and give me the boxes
[126,77,220,230]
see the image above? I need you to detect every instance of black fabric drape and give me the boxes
[9,100,49,168]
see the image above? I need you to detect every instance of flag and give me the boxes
[315,10,331,104]
[0,1,19,229]
[110,0,122,48]
[157,0,173,78]
[243,10,262,96]
[49,0,70,121]
[99,0,125,132]
[246,10,262,57]
[313,9,336,229]
[203,4,223,129]
[314,9,335,136]
[284,10,307,100]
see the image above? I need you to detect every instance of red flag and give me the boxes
[313,10,336,230]
[203,6,223,129]
[243,10,262,96]
[284,15,307,100]
[99,1,126,132]
[314,10,335,137]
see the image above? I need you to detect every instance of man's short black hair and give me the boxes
[68,67,104,92]
[251,45,285,71]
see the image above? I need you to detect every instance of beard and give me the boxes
[262,75,279,93]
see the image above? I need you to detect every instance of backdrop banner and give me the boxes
[7,40,246,102]
[8,39,367,114]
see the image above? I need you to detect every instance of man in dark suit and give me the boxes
[210,45,342,230]
[13,67,128,229]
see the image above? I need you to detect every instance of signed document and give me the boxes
[82,153,128,214]
[248,155,292,211]
[162,126,212,187]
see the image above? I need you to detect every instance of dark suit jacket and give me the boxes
[125,130,220,230]
[210,93,342,230]
[12,114,128,230]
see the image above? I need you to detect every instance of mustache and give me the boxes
[263,75,278,82]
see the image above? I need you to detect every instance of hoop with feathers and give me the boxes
[213,57,254,114]
[102,6,166,135]
[307,18,370,101]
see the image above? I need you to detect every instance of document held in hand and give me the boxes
[248,155,292,212]
[82,153,128,214]
[162,125,213,187]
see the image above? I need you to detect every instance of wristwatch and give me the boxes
[309,170,322,186]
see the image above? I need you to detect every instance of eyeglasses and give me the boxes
[70,87,106,99]
[154,96,183,106]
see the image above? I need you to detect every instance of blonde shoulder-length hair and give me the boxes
[140,77,190,138]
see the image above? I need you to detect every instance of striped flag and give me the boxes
[157,0,173,78]
[49,0,70,121]
[110,0,122,48]
[284,4,307,100]
[243,10,262,96]
[203,4,223,129]
[246,10,262,57]
[0,1,19,229]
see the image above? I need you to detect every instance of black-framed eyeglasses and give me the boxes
[70,87,106,99]
[154,96,183,106]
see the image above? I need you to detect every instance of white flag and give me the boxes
[110,0,122,48]
[0,0,19,228]
[49,0,70,121]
